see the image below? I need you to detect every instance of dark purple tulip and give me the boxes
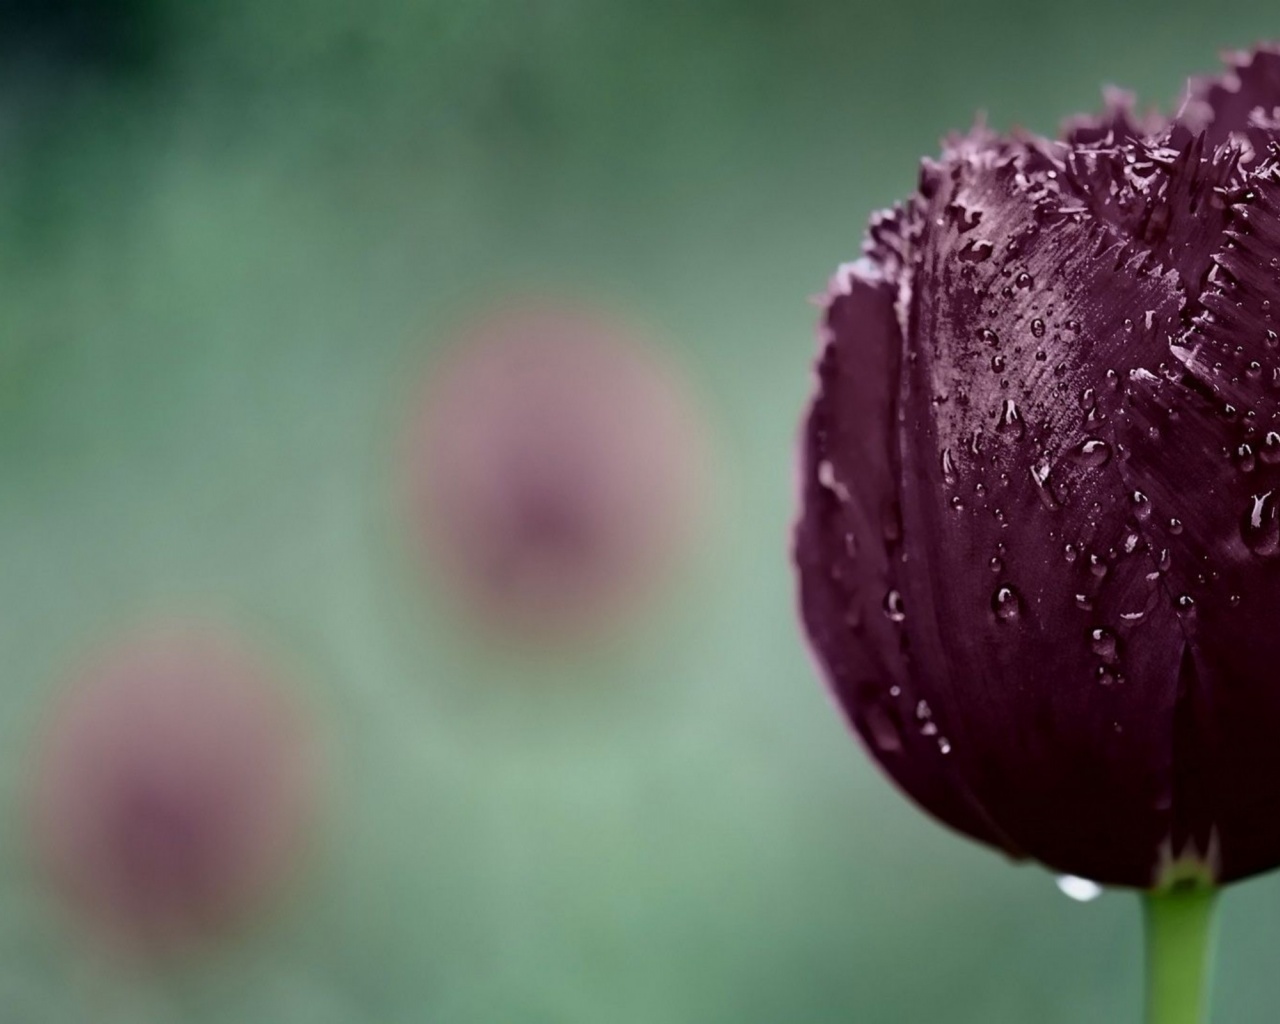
[27,625,321,956]
[795,45,1280,888]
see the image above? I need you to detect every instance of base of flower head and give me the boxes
[1152,835,1219,893]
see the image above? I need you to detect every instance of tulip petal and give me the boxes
[797,262,1020,853]
[1107,161,1280,883]
[1182,45,1280,162]
[1062,86,1164,148]
[887,142,1194,885]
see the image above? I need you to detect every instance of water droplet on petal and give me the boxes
[1242,490,1280,557]
[958,238,995,263]
[884,590,906,622]
[1089,627,1120,664]
[1072,438,1112,468]
[861,703,903,754]
[1262,432,1280,465]
[1030,461,1059,510]
[992,585,1023,622]
[1131,491,1152,521]
[996,399,1025,439]
[1031,318,1046,338]
[940,448,957,484]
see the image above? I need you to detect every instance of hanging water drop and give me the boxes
[1056,876,1104,902]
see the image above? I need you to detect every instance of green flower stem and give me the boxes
[1143,885,1220,1024]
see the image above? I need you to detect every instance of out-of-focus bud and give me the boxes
[403,300,708,643]
[26,624,321,957]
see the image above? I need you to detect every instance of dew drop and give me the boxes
[1089,627,1120,665]
[884,589,906,622]
[1057,876,1104,902]
[979,328,1000,347]
[861,703,903,754]
[959,238,995,263]
[1031,318,1046,338]
[992,585,1023,622]
[989,556,1004,573]
[1237,444,1257,473]
[1015,272,1034,290]
[1072,438,1112,468]
[1169,518,1184,535]
[1030,461,1059,510]
[1176,594,1196,617]
[1131,491,1152,521]
[1241,490,1280,557]
[940,448,957,484]
[1089,553,1109,579]
[1063,543,1078,563]
[996,399,1025,439]
[991,354,1006,373]
[1264,432,1280,465]
[1075,593,1094,611]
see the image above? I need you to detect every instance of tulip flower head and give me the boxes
[795,46,1280,889]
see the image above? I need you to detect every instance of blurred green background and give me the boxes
[2,1,1280,1021]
